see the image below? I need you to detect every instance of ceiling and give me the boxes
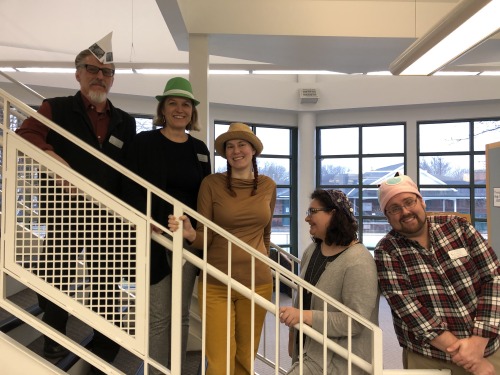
[1,0,499,80]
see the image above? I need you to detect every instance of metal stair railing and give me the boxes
[0,87,451,375]
[1,87,384,374]
[160,204,385,374]
[1,90,150,374]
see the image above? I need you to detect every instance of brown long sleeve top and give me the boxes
[192,173,276,287]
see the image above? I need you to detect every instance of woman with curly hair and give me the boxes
[279,189,379,375]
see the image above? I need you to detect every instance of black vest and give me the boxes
[45,91,136,195]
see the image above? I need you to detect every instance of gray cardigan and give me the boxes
[290,242,380,375]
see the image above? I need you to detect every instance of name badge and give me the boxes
[109,135,124,149]
[197,153,208,162]
[449,248,468,259]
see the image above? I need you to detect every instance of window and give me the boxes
[418,119,500,237]
[134,116,155,133]
[214,122,298,256]
[318,123,406,249]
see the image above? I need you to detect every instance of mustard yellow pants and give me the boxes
[198,282,273,375]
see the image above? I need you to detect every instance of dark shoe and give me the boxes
[43,342,69,359]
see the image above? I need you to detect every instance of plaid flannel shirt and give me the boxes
[375,215,500,362]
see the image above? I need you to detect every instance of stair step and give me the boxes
[0,287,41,333]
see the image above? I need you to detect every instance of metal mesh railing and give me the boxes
[15,152,137,335]
[1,89,149,373]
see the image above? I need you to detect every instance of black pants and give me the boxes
[35,190,135,369]
[39,294,121,363]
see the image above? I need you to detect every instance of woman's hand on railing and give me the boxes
[168,214,196,243]
[279,306,312,327]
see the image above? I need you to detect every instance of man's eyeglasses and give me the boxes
[78,64,115,77]
[385,197,418,216]
[305,207,331,217]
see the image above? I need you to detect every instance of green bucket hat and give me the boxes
[155,77,200,106]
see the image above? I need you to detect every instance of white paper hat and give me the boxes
[88,32,113,63]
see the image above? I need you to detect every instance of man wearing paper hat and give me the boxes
[374,174,500,374]
[16,33,136,374]
[88,31,114,64]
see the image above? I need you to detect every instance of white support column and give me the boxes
[189,34,209,145]
[297,74,318,258]
[297,111,316,258]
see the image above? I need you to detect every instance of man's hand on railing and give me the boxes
[151,224,163,233]
[168,214,196,243]
[469,358,495,375]
[447,336,490,374]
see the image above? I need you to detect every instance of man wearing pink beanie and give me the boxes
[374,174,500,375]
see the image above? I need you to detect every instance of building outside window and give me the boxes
[134,116,155,133]
[317,123,406,249]
[418,119,500,238]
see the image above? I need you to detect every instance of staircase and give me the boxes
[1,86,452,375]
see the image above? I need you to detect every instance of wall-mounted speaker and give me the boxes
[299,88,319,104]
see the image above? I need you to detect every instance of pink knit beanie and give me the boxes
[378,174,422,213]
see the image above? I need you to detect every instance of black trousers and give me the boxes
[38,294,121,363]
[35,186,135,367]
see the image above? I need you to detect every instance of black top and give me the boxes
[303,243,344,309]
[46,92,136,195]
[123,129,211,284]
[298,243,345,348]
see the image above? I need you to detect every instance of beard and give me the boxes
[88,89,108,104]
[394,212,427,238]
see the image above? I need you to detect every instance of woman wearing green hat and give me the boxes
[123,76,210,374]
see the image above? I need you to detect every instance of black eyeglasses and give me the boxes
[305,207,331,217]
[385,197,418,216]
[78,64,115,77]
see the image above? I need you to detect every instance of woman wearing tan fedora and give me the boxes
[123,77,211,374]
[169,122,277,374]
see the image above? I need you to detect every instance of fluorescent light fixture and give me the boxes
[0,67,16,72]
[115,69,134,75]
[434,71,479,76]
[17,67,76,73]
[366,71,392,76]
[479,71,500,75]
[135,69,189,75]
[209,70,249,75]
[252,70,343,75]
[390,0,500,75]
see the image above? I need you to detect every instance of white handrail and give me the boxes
[0,71,45,101]
[0,87,451,375]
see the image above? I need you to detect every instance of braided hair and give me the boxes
[225,155,259,197]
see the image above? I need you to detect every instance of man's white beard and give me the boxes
[88,90,107,104]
